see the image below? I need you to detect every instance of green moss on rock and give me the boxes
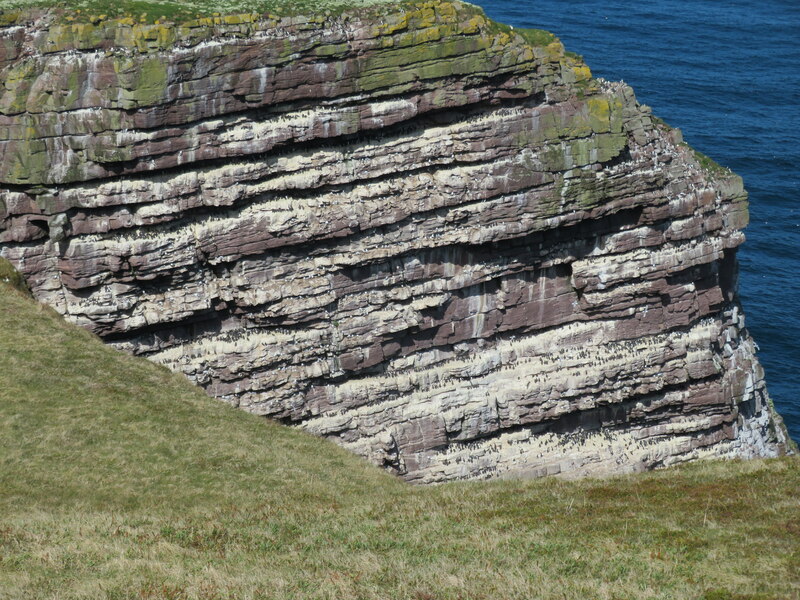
[586,95,624,135]
[114,55,168,108]
[516,28,556,47]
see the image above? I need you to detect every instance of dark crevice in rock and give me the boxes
[599,143,632,169]
[719,248,739,302]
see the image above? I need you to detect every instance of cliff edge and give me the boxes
[0,1,793,482]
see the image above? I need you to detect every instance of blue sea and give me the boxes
[478,0,800,442]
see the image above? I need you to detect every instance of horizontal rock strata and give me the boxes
[0,1,793,482]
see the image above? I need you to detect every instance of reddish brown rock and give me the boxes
[0,1,793,483]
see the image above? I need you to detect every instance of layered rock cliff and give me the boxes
[0,1,793,483]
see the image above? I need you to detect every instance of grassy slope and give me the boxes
[0,0,797,591]
[1,282,799,600]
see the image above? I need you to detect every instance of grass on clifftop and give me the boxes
[0,0,411,21]
[1,280,799,600]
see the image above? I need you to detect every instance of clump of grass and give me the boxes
[0,256,29,294]
[516,27,557,47]
[692,147,731,175]
[1,279,798,599]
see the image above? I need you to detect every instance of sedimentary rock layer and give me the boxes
[0,1,792,482]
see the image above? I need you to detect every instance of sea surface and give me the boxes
[478,0,800,442]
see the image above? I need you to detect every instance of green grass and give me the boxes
[692,147,731,176]
[515,28,557,47]
[1,279,799,600]
[0,0,416,22]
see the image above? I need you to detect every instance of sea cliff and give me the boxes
[0,0,793,483]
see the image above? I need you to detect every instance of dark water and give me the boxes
[478,0,800,442]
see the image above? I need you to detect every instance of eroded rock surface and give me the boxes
[0,1,793,482]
